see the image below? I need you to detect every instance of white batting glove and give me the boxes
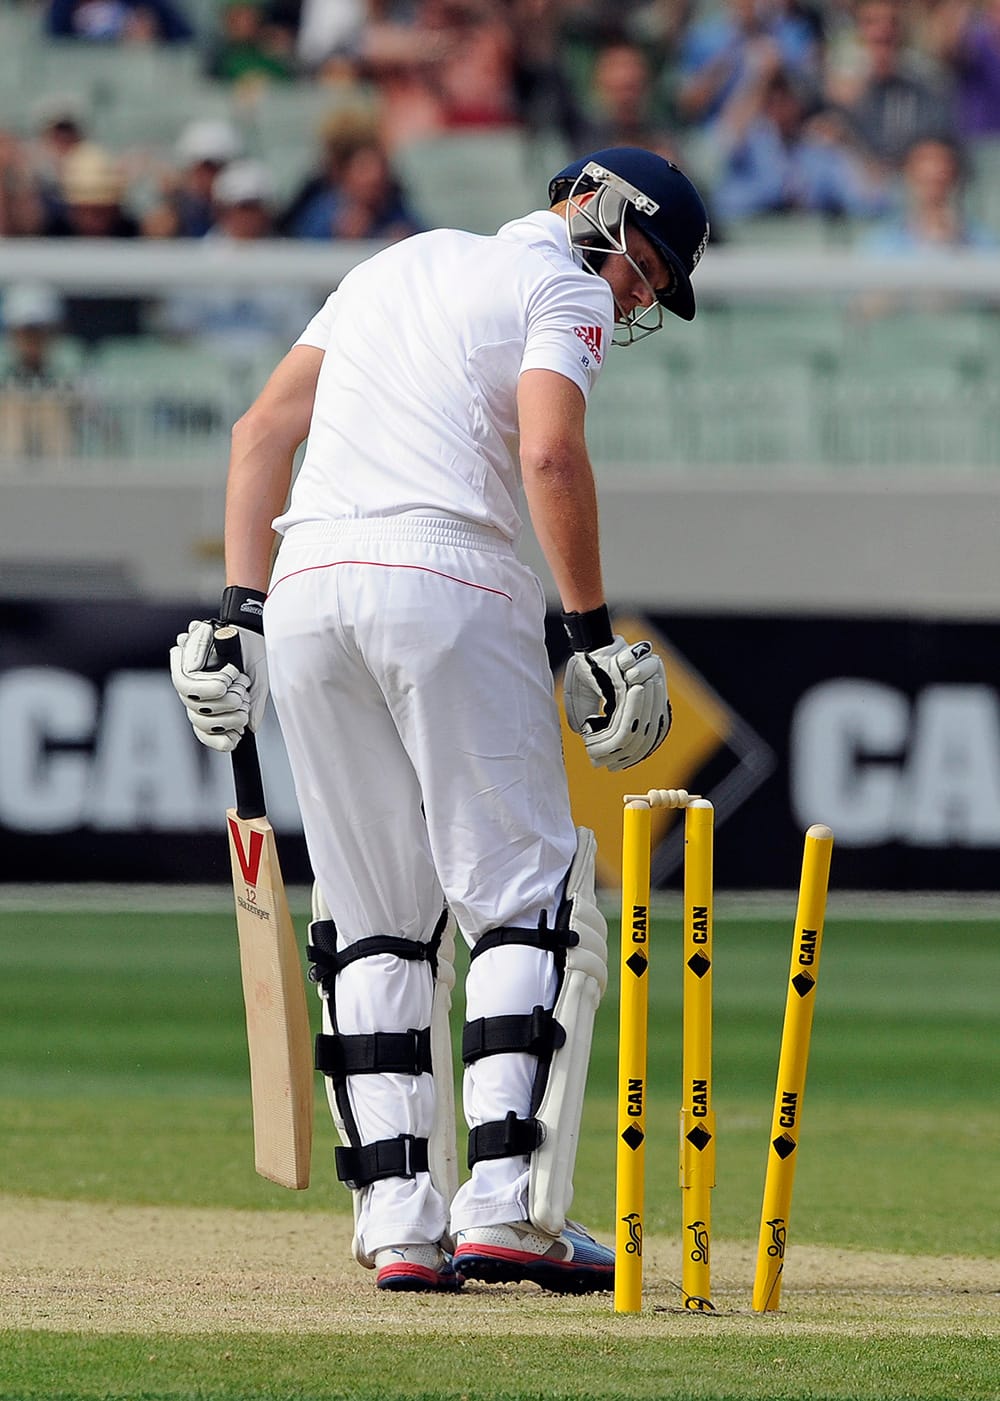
[169,587,269,752]
[562,606,671,772]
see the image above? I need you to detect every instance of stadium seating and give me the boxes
[968,138,1000,232]
[393,131,545,237]
[2,0,1000,475]
[721,214,860,251]
[584,302,1000,471]
[78,338,266,460]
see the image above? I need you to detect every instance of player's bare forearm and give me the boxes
[225,429,296,591]
[518,369,605,614]
[523,450,605,613]
[224,345,324,590]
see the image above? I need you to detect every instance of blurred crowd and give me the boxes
[3,3,1000,363]
[3,0,999,460]
[1,1,999,246]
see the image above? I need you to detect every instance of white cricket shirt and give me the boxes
[272,210,614,544]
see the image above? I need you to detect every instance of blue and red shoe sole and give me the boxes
[453,1241,614,1294]
[376,1260,464,1293]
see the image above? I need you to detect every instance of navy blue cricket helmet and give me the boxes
[548,147,709,322]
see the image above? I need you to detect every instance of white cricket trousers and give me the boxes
[264,517,578,1257]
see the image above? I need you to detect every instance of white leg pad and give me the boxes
[311,882,459,1266]
[528,828,608,1237]
[310,883,370,1266]
[428,911,460,1244]
[315,989,370,1266]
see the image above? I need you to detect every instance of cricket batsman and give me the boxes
[170,147,709,1293]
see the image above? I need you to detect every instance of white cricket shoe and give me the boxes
[374,1243,463,1293]
[453,1220,614,1293]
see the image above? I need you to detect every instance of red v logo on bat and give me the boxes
[228,819,264,886]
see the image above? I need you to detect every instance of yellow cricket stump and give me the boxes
[752,823,834,1313]
[614,789,690,1312]
[615,799,652,1313]
[679,799,716,1312]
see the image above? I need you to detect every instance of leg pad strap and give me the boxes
[315,1027,432,1078]
[470,923,575,960]
[336,1133,430,1190]
[308,926,438,993]
[528,827,608,1236]
[467,1110,543,1168]
[462,1005,565,1065]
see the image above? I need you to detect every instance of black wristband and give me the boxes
[561,604,613,653]
[219,585,266,635]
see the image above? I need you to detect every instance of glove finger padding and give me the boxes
[180,682,251,718]
[563,635,633,734]
[579,641,670,771]
[583,679,649,768]
[170,622,244,702]
[591,692,668,771]
[169,616,269,751]
[188,709,250,751]
[563,653,607,734]
[617,643,664,688]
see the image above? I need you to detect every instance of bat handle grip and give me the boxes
[214,624,267,821]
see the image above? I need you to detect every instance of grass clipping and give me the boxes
[3,1197,997,1339]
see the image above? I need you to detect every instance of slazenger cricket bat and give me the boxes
[214,625,313,1190]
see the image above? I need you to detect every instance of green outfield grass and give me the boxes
[1,901,998,1400]
[3,1330,999,1401]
